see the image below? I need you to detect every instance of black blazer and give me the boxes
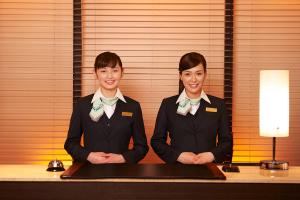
[64,94,149,163]
[151,95,232,163]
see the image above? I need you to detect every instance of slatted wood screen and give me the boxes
[0,0,73,164]
[80,0,226,163]
[232,0,300,164]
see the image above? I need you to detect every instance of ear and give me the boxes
[94,69,98,79]
[121,68,124,78]
[179,72,182,81]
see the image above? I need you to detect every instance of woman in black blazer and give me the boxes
[151,52,232,164]
[65,52,148,164]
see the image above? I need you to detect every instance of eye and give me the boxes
[113,69,119,72]
[183,72,191,76]
[99,69,106,73]
[197,72,203,76]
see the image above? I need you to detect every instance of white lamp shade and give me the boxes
[259,70,289,137]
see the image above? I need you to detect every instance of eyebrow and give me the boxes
[183,69,204,73]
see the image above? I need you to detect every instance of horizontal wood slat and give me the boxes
[81,0,225,163]
[0,0,73,164]
[3,0,299,165]
[232,0,300,165]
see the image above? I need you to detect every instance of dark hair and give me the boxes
[179,52,207,74]
[178,52,207,93]
[94,51,122,72]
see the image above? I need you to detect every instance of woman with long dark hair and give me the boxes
[151,52,232,164]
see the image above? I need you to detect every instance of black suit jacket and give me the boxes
[64,94,149,163]
[151,95,232,163]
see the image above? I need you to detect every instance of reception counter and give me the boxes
[0,164,300,199]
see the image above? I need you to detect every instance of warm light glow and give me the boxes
[259,70,289,137]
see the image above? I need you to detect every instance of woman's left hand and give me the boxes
[105,153,126,163]
[193,152,214,164]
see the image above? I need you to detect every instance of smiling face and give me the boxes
[96,65,123,97]
[180,64,206,99]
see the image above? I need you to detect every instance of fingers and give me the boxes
[193,152,214,164]
[105,153,125,163]
[87,152,125,164]
[87,152,110,164]
[177,152,214,164]
[177,152,196,164]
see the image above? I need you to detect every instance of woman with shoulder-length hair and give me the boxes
[151,52,232,164]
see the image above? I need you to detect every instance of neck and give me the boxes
[101,88,117,98]
[185,90,201,99]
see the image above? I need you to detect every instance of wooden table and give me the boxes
[0,164,300,200]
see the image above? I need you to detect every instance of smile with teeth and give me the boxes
[105,80,115,85]
[189,83,199,88]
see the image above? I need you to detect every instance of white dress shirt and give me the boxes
[176,89,211,115]
[91,88,126,118]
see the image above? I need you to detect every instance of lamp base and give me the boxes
[222,164,240,173]
[260,160,289,170]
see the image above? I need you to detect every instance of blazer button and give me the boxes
[107,123,110,127]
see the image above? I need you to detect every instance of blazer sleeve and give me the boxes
[151,99,182,163]
[210,100,233,163]
[64,101,91,162]
[122,103,149,163]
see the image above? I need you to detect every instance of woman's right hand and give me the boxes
[87,152,109,164]
[87,152,126,164]
[177,152,197,164]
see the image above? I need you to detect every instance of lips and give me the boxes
[188,84,199,89]
[105,80,116,85]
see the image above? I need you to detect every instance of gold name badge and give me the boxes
[205,107,218,112]
[122,112,133,117]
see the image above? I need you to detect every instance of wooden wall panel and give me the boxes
[3,0,299,165]
[0,0,73,164]
[233,0,300,164]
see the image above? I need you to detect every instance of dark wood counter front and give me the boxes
[1,164,300,200]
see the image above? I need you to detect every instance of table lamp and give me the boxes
[259,70,289,170]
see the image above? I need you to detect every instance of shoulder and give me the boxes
[206,94,227,109]
[122,96,142,110]
[123,96,140,105]
[78,94,93,103]
[207,95,225,104]
[157,95,179,112]
[74,94,94,108]
[161,95,179,105]
[123,95,141,106]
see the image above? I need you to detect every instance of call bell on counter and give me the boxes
[47,159,65,172]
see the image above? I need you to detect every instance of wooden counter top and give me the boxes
[1,164,300,184]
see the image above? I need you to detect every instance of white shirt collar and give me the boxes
[91,88,126,103]
[176,89,211,104]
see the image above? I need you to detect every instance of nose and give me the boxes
[191,74,196,82]
[107,70,113,78]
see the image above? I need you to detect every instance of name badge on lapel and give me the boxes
[122,112,133,117]
[205,107,218,112]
